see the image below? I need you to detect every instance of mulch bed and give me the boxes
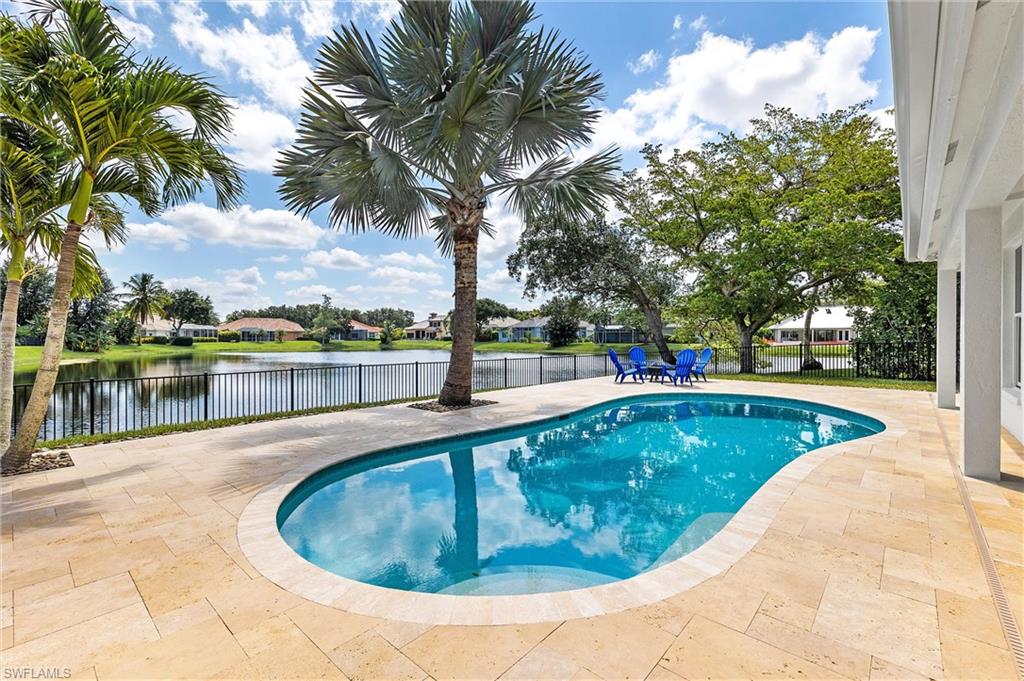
[1,451,75,477]
[408,399,498,413]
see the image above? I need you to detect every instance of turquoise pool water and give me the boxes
[278,394,883,596]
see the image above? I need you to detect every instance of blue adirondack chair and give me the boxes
[627,346,648,378]
[661,349,698,386]
[608,349,644,383]
[691,347,713,382]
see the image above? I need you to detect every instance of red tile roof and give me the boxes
[218,318,305,332]
[350,320,383,332]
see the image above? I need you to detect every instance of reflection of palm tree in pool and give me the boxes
[435,449,480,580]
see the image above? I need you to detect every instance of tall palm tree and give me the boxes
[0,121,127,451]
[1,0,244,466]
[276,0,620,406]
[121,273,168,345]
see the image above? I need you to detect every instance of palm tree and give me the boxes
[0,120,127,451]
[121,274,169,344]
[276,0,620,406]
[1,0,244,467]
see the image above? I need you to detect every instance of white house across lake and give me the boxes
[769,306,857,344]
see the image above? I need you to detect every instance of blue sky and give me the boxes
[80,0,894,319]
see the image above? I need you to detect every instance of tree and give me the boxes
[509,217,679,361]
[541,296,581,348]
[121,274,169,345]
[364,307,414,329]
[276,1,620,405]
[629,104,901,371]
[379,321,401,347]
[3,0,243,466]
[226,304,321,329]
[65,268,116,351]
[311,295,339,348]
[852,254,937,346]
[474,298,516,338]
[109,311,137,345]
[164,288,217,335]
[0,259,53,327]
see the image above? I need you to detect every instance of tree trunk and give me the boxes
[449,449,479,573]
[738,326,755,373]
[438,196,481,406]
[800,286,819,370]
[0,239,26,452]
[4,173,93,467]
[639,302,674,363]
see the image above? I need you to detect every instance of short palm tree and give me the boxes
[276,0,620,406]
[0,120,127,451]
[1,0,244,466]
[121,273,169,344]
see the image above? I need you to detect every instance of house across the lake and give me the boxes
[332,320,382,341]
[483,316,519,342]
[768,306,858,344]
[506,316,594,343]
[218,317,305,342]
[404,313,448,340]
[139,317,218,339]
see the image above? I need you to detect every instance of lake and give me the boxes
[13,350,613,441]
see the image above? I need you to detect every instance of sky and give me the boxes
[67,0,895,320]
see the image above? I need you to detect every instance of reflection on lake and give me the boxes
[13,350,611,442]
[278,396,883,595]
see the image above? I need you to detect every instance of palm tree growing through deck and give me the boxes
[1,0,244,467]
[121,274,169,345]
[276,0,621,406]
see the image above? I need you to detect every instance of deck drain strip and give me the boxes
[932,398,1024,680]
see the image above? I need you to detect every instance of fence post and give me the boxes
[573,354,578,381]
[289,368,295,411]
[539,355,544,384]
[604,352,608,375]
[504,357,509,388]
[203,372,209,420]
[714,348,719,375]
[88,378,95,435]
[415,361,420,397]
[358,364,364,403]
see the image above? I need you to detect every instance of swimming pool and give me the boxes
[277,394,883,596]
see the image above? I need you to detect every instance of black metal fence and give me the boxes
[12,342,935,442]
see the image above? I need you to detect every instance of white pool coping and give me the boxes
[237,386,903,625]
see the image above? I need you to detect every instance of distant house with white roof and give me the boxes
[769,306,859,344]
[506,316,594,343]
[332,320,382,341]
[139,317,217,339]
[483,316,519,342]
[404,313,448,340]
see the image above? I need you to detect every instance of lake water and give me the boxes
[14,349,540,384]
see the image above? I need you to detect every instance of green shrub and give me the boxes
[139,336,156,344]
[169,336,193,346]
[217,330,240,342]
[192,336,217,343]
[110,314,138,345]
[152,336,169,345]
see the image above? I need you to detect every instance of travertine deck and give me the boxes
[1,378,1021,680]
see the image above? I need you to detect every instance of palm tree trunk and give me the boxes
[4,174,93,467]
[438,199,481,406]
[0,239,26,452]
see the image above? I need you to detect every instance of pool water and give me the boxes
[277,394,883,596]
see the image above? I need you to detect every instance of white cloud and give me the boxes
[870,106,895,131]
[170,2,312,110]
[226,0,272,18]
[256,254,289,263]
[112,14,154,47]
[351,1,401,25]
[378,251,445,269]
[592,26,880,154]
[137,204,326,251]
[126,221,189,251]
[116,0,160,20]
[286,284,341,300]
[369,265,443,286]
[479,207,524,268]
[164,270,270,315]
[275,267,317,282]
[690,15,708,31]
[628,49,660,75]
[344,282,417,296]
[303,247,370,270]
[672,15,683,31]
[297,0,337,39]
[226,102,296,173]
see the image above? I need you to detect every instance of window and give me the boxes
[1015,246,1022,387]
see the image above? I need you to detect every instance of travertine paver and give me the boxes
[1,378,1021,680]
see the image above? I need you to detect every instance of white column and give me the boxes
[960,207,1002,480]
[936,267,958,408]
